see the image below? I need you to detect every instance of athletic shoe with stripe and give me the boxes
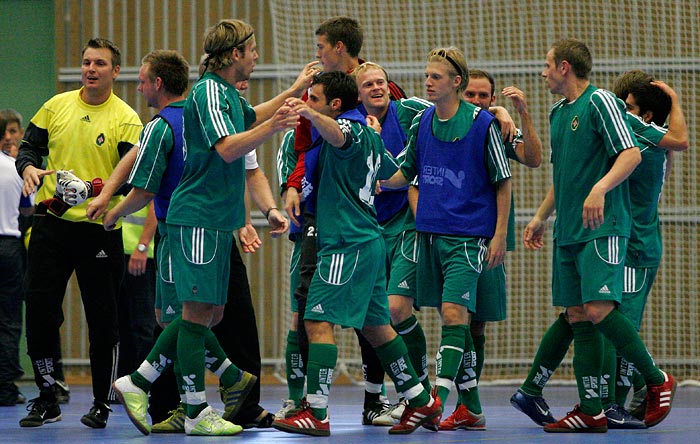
[112,375,150,435]
[151,404,185,433]
[644,371,676,427]
[372,400,405,426]
[388,394,442,435]
[271,401,331,436]
[438,404,486,430]
[362,399,393,425]
[185,406,243,436]
[219,370,258,422]
[543,405,607,433]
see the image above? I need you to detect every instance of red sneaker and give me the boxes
[644,371,676,427]
[271,401,330,436]
[439,404,486,430]
[388,394,442,435]
[543,405,607,433]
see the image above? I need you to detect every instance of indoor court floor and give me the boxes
[2,383,698,443]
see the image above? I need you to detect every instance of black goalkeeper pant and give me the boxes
[24,214,122,405]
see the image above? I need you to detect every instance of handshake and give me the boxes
[42,170,103,216]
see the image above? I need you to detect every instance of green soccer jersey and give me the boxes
[400,100,510,186]
[315,117,398,253]
[167,72,256,231]
[549,84,637,245]
[128,101,185,194]
[626,113,667,267]
[276,129,297,195]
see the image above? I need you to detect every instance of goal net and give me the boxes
[269,0,699,385]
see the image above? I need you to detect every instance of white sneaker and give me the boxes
[389,399,407,421]
[185,406,243,436]
[112,375,150,435]
[275,399,300,420]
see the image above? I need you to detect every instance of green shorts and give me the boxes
[156,221,181,323]
[473,262,507,322]
[552,236,627,307]
[167,223,233,306]
[305,237,390,329]
[385,228,418,299]
[288,236,302,313]
[415,233,487,311]
[620,265,658,330]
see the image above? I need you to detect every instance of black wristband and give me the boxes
[264,207,277,219]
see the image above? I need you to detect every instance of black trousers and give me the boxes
[0,235,25,404]
[149,236,265,423]
[25,214,122,404]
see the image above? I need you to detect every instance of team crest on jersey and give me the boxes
[571,116,579,131]
[95,133,105,146]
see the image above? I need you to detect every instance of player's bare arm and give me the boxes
[102,186,156,231]
[286,97,345,147]
[215,104,299,163]
[502,86,543,168]
[489,106,516,142]
[486,178,511,269]
[20,164,55,197]
[246,166,289,238]
[251,61,320,126]
[86,145,138,220]
[582,147,641,230]
[524,185,555,250]
[652,81,689,152]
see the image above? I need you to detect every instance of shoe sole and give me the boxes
[645,380,677,427]
[272,421,330,436]
[544,426,607,433]
[151,428,185,434]
[222,373,258,422]
[19,415,62,428]
[439,424,487,431]
[112,382,150,436]
[388,410,441,435]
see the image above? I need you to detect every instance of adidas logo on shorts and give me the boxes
[398,280,410,290]
[96,250,108,258]
[311,304,324,314]
[599,285,611,294]
[461,291,470,300]
[166,305,176,315]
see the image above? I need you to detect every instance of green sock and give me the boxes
[594,309,664,386]
[521,313,573,396]
[632,367,645,392]
[375,336,429,408]
[285,330,305,403]
[472,333,486,381]
[394,315,429,391]
[306,343,337,420]
[174,360,185,396]
[132,317,181,391]
[178,320,209,418]
[455,331,482,414]
[615,356,634,406]
[600,337,617,408]
[203,329,240,388]
[435,324,467,407]
[571,321,603,416]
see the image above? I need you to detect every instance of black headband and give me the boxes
[200,31,255,76]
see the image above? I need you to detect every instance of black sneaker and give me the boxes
[16,392,27,404]
[54,380,70,404]
[605,404,647,429]
[362,399,393,425]
[19,396,62,427]
[243,411,275,429]
[81,401,112,428]
[510,389,556,425]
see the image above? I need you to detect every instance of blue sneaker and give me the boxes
[604,404,647,429]
[510,389,556,425]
